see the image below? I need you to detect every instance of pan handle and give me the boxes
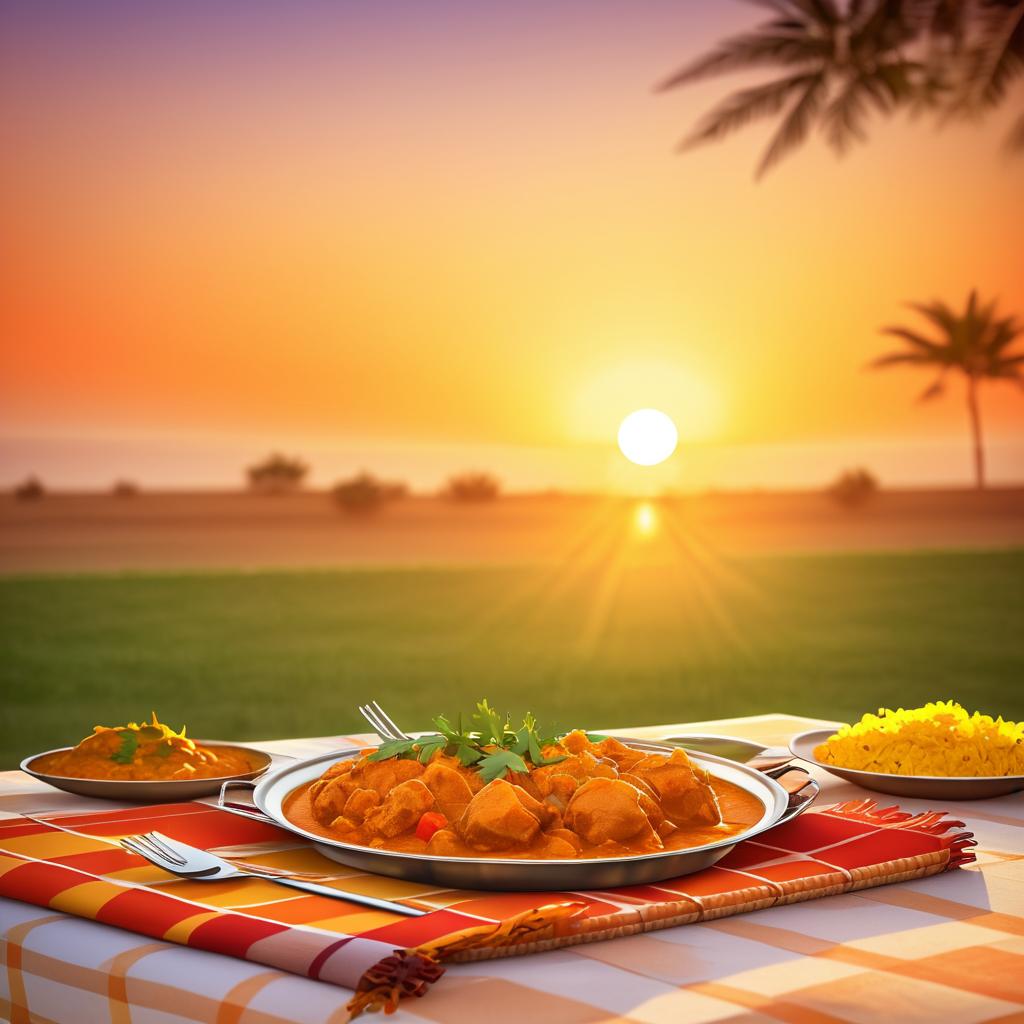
[216,779,277,824]
[763,764,820,826]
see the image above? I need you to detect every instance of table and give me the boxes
[2,714,1022,1024]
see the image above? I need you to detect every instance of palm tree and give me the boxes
[870,290,1024,489]
[656,0,1024,178]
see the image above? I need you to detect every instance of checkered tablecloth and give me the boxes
[2,714,1022,1024]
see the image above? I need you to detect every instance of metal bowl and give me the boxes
[219,739,819,890]
[20,741,276,802]
[791,729,1024,801]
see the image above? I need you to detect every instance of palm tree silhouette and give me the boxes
[657,0,1024,178]
[870,291,1023,489]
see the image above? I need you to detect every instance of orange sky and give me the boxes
[1,1,1022,490]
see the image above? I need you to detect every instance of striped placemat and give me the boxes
[0,797,975,1017]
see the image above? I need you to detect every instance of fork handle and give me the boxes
[265,875,427,916]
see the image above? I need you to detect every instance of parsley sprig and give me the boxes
[366,700,568,782]
[110,731,139,764]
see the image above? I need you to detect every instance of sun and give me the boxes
[617,409,678,466]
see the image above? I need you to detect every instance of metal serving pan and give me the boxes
[218,738,819,890]
[20,742,276,802]
[791,729,1024,801]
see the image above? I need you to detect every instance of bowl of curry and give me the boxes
[22,714,273,802]
[222,728,815,889]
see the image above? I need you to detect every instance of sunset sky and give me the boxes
[2,0,1022,491]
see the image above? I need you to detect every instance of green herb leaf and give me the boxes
[110,731,139,764]
[155,740,174,758]
[415,735,448,763]
[510,726,531,757]
[366,738,418,762]
[472,699,506,747]
[477,748,528,782]
[454,743,483,766]
[432,714,459,742]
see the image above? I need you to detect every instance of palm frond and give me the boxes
[790,0,841,25]
[961,0,1024,109]
[986,316,1024,354]
[879,326,950,358]
[918,376,947,401]
[821,60,920,153]
[869,351,941,368]
[852,0,918,52]
[1003,108,1024,150]
[908,0,971,46]
[822,75,873,152]
[680,73,820,149]
[655,31,828,91]
[907,299,960,337]
[991,352,1024,374]
[756,75,827,177]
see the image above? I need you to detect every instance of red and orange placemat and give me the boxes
[0,798,975,1018]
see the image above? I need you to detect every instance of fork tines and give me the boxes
[358,702,410,742]
[121,831,187,866]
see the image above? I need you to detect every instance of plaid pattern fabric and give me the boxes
[1,716,1022,1024]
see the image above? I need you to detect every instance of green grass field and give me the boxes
[2,548,1022,768]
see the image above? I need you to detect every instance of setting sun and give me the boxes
[617,409,679,467]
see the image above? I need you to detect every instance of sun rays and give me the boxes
[457,497,765,672]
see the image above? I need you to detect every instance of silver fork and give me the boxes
[358,701,412,741]
[120,831,426,917]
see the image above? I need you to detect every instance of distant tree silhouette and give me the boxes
[870,290,1023,489]
[112,480,140,498]
[246,453,308,495]
[332,472,408,516]
[827,467,879,508]
[442,472,500,503]
[13,476,45,501]
[657,0,1024,178]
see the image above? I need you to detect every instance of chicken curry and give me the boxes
[32,714,259,781]
[285,729,765,859]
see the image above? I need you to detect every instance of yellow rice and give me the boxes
[814,700,1024,777]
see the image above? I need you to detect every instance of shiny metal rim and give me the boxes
[790,729,1024,784]
[20,741,273,785]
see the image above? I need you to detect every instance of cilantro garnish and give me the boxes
[477,748,529,782]
[110,731,139,764]
[365,700,567,781]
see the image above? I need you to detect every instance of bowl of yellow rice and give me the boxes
[790,701,1024,800]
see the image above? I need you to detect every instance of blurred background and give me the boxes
[1,0,1022,766]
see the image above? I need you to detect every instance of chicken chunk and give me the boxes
[342,787,380,823]
[362,779,434,839]
[540,773,579,811]
[510,782,560,828]
[560,729,592,754]
[458,779,541,850]
[550,751,616,783]
[545,827,583,853]
[421,761,475,819]
[592,737,645,773]
[619,772,664,826]
[631,750,721,826]
[565,778,662,848]
[311,776,352,824]
[426,828,463,856]
[536,834,580,859]
[357,758,425,797]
